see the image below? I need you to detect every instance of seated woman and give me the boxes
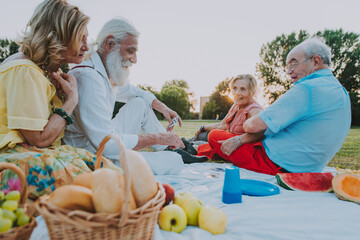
[192,74,263,160]
[0,0,118,198]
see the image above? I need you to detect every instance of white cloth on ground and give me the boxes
[30,163,360,240]
[63,52,181,174]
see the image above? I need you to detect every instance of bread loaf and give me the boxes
[91,168,136,213]
[47,185,95,212]
[73,172,92,189]
[126,150,157,207]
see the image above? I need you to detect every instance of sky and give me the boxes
[1,0,360,111]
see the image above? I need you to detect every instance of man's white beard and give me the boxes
[105,49,132,86]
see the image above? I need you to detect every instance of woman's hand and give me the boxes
[51,72,78,112]
[195,126,205,140]
[219,136,241,156]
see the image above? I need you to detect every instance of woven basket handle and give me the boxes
[0,162,28,204]
[95,134,131,226]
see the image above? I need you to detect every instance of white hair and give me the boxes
[97,17,139,53]
[296,37,332,66]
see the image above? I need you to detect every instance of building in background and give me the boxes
[199,96,210,119]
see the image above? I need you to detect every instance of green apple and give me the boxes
[15,208,25,218]
[5,191,20,201]
[158,204,187,233]
[17,214,30,227]
[2,209,16,224]
[2,200,18,212]
[177,197,203,226]
[198,205,227,234]
[173,191,193,206]
[0,191,4,200]
[0,217,12,233]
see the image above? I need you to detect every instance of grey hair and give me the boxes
[97,17,139,52]
[297,37,332,66]
[229,74,258,98]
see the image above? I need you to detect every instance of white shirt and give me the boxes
[63,52,156,158]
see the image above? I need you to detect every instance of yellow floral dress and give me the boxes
[0,59,120,198]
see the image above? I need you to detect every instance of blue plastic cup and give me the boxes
[222,166,242,204]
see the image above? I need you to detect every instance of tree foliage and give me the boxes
[0,39,20,63]
[159,85,190,119]
[163,79,196,111]
[201,77,233,119]
[256,29,360,125]
[138,80,193,119]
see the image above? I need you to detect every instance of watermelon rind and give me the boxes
[275,173,334,192]
[275,174,294,191]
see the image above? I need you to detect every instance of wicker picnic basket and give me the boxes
[0,162,37,240]
[35,134,165,240]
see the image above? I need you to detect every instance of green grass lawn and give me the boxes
[162,120,360,170]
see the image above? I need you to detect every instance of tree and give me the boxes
[138,82,193,119]
[256,29,360,125]
[159,85,190,119]
[0,39,20,63]
[201,78,233,119]
[137,84,161,99]
[163,79,196,111]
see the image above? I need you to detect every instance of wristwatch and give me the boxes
[200,126,205,132]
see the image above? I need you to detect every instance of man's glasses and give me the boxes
[286,58,311,72]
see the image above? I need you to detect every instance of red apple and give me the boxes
[162,183,175,206]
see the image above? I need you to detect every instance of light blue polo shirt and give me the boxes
[259,69,351,173]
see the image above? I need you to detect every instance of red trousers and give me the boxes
[197,129,283,175]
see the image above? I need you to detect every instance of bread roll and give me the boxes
[73,172,93,189]
[91,168,136,213]
[126,150,158,207]
[47,185,95,212]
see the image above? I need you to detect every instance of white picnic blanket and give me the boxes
[30,163,360,240]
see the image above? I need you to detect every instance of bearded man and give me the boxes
[63,18,186,174]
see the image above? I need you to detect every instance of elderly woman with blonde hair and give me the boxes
[184,74,264,163]
[0,0,118,198]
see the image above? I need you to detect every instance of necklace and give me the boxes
[40,64,67,102]
[41,64,50,78]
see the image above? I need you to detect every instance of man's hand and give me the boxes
[163,108,182,132]
[158,132,185,149]
[134,132,185,151]
[151,99,182,131]
[218,137,241,156]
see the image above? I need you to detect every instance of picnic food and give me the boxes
[162,183,175,206]
[126,150,158,207]
[159,191,227,234]
[158,204,187,233]
[47,185,95,212]
[73,172,93,189]
[176,196,203,226]
[0,190,31,233]
[198,205,227,235]
[276,172,333,192]
[91,168,136,213]
[332,173,360,205]
[173,191,194,206]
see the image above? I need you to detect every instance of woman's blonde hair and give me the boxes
[20,0,89,68]
[229,74,258,97]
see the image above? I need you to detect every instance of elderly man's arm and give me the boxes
[133,132,184,151]
[243,115,268,133]
[152,99,182,131]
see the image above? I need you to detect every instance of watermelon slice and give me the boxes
[276,172,334,192]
